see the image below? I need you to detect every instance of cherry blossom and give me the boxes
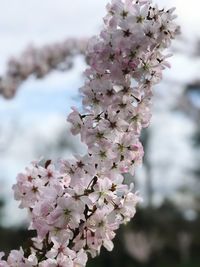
[0,38,87,99]
[0,0,179,266]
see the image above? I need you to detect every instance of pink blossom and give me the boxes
[0,0,179,266]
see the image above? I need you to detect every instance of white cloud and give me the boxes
[0,0,108,70]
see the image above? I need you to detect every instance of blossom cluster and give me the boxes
[0,38,87,99]
[0,0,179,266]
